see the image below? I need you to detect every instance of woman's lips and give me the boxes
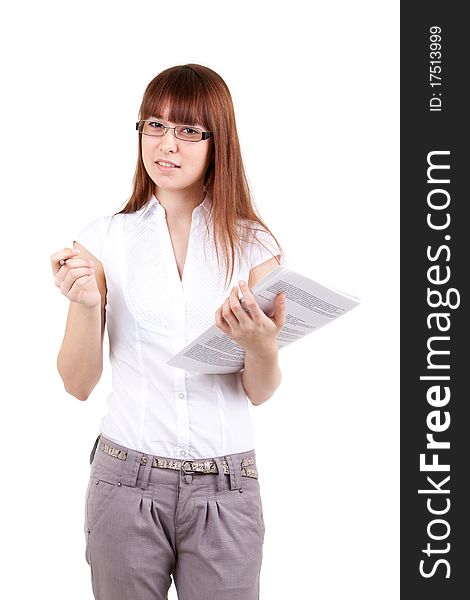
[155,160,180,171]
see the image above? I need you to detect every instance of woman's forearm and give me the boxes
[57,302,104,400]
[241,342,282,406]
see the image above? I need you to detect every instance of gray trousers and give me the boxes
[84,434,265,599]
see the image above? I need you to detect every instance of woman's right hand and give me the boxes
[51,248,102,308]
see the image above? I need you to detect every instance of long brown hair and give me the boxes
[115,63,284,287]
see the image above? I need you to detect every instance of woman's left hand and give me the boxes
[215,281,286,353]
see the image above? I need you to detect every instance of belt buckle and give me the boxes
[181,460,195,474]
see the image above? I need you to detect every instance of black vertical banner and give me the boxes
[401,3,468,598]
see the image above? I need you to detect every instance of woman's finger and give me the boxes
[54,258,95,289]
[272,292,287,326]
[228,286,252,323]
[237,281,264,323]
[215,307,230,332]
[221,296,238,327]
[59,265,96,294]
[51,248,81,275]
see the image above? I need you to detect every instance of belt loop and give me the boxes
[212,456,226,491]
[227,455,243,491]
[119,449,140,488]
[140,454,154,490]
[89,434,100,465]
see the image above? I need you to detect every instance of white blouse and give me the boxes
[74,194,284,459]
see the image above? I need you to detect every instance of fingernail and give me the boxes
[72,249,80,253]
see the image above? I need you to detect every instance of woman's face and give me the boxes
[141,106,213,198]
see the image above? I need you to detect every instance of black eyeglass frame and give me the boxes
[135,120,213,142]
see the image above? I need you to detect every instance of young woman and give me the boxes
[52,63,287,600]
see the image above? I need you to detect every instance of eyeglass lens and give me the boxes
[141,121,203,141]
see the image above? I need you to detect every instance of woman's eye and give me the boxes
[149,121,165,129]
[182,127,198,135]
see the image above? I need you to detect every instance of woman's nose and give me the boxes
[159,128,178,152]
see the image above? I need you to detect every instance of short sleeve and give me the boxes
[73,215,113,262]
[248,226,287,269]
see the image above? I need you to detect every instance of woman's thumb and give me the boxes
[272,293,286,326]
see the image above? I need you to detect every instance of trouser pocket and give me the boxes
[85,467,121,534]
[239,477,265,536]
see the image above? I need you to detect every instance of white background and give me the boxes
[0,1,399,598]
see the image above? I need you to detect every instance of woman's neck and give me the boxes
[154,187,206,221]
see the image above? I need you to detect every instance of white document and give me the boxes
[167,266,360,374]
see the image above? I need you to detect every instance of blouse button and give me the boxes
[178,393,185,399]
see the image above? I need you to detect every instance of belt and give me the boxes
[97,439,258,479]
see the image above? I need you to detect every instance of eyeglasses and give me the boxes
[136,120,213,142]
